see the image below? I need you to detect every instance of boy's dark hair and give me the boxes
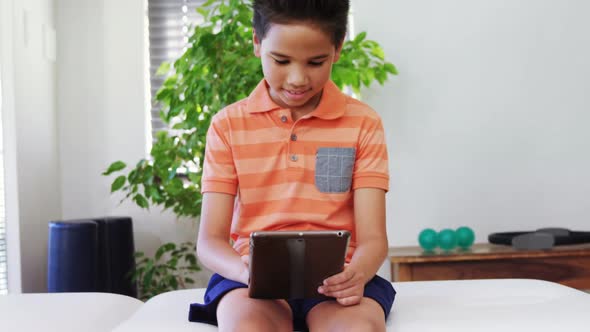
[253,0,350,47]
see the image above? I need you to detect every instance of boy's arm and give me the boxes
[196,192,249,285]
[318,187,388,305]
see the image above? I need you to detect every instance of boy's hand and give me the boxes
[317,265,367,306]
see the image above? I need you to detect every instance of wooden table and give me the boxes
[389,243,590,289]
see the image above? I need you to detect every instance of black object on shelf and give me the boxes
[47,217,137,298]
[488,228,590,250]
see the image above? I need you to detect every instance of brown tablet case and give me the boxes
[248,230,350,299]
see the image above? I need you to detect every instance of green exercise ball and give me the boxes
[418,228,438,251]
[456,226,475,249]
[437,229,457,251]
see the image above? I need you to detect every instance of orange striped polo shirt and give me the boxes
[201,79,389,262]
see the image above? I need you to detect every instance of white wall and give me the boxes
[353,0,590,248]
[57,0,200,284]
[0,0,197,293]
[1,0,62,292]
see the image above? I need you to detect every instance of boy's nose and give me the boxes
[287,68,308,87]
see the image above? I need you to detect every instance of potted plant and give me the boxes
[103,0,397,300]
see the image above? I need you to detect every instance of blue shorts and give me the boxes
[188,273,396,331]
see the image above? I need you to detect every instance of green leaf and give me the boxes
[143,268,154,290]
[185,253,197,266]
[353,32,367,44]
[111,176,126,192]
[153,243,176,262]
[165,178,184,195]
[196,7,209,17]
[128,169,139,184]
[156,62,171,76]
[169,276,178,289]
[376,70,388,84]
[103,161,126,175]
[135,159,147,168]
[133,194,149,209]
[154,246,167,261]
[187,266,200,272]
[167,106,183,120]
[370,46,385,60]
[148,187,162,201]
[384,63,398,75]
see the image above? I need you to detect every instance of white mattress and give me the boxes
[0,292,143,332]
[113,279,590,332]
[388,279,590,332]
[2,279,588,331]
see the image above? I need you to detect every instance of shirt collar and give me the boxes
[246,79,347,120]
[246,80,281,114]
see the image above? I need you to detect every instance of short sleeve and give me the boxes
[352,115,390,192]
[201,112,238,195]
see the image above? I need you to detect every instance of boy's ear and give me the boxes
[333,40,345,63]
[253,30,262,57]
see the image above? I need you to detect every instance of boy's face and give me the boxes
[253,23,342,113]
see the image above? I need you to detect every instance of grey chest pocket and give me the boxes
[315,147,356,193]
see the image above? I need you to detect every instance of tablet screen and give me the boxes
[248,230,350,299]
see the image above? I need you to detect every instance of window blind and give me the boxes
[147,0,206,143]
[0,81,7,294]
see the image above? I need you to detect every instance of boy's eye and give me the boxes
[273,59,289,65]
[309,61,325,67]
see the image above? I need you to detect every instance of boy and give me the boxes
[189,0,395,331]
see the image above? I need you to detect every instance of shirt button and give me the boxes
[290,134,297,141]
[290,154,298,162]
[280,115,288,123]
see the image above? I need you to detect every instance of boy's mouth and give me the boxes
[283,88,311,101]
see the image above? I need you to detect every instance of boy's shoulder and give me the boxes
[211,97,250,122]
[342,95,383,122]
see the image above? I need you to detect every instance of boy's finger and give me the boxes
[319,283,359,298]
[323,269,353,285]
[319,278,357,293]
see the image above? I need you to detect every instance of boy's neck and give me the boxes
[290,90,323,121]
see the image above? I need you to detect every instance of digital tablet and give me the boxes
[248,230,351,299]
